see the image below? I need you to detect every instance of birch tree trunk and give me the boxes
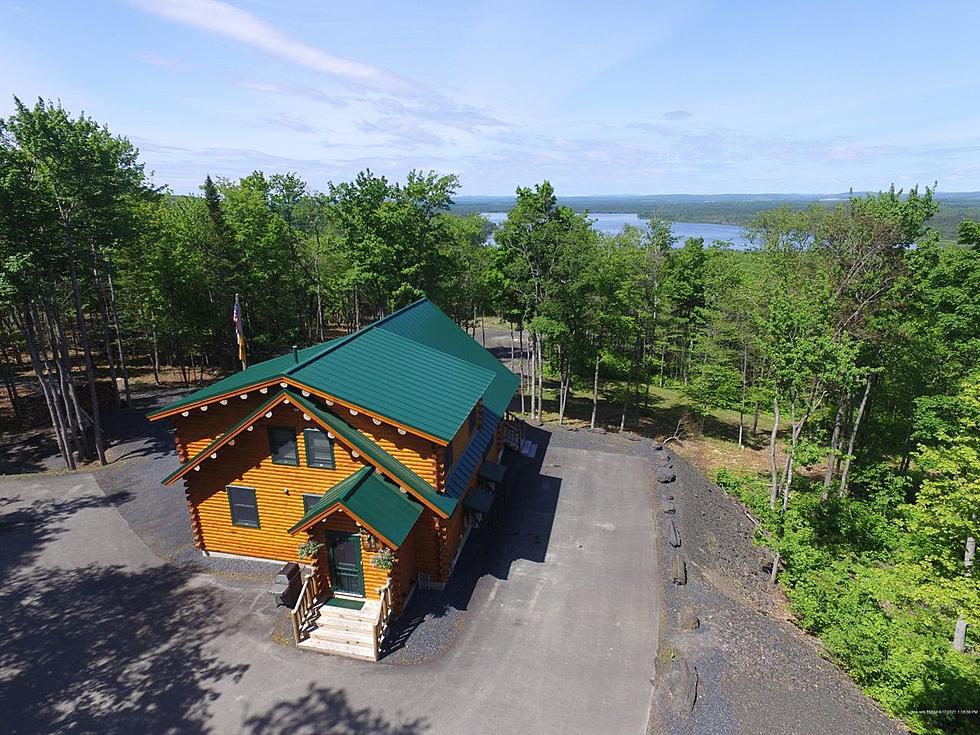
[590,352,600,429]
[518,326,526,415]
[839,375,872,497]
[106,267,131,404]
[17,306,75,469]
[769,396,781,510]
[64,219,107,464]
[822,394,846,500]
[738,342,748,449]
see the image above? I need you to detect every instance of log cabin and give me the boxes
[148,298,521,660]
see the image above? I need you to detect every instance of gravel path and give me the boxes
[540,423,906,735]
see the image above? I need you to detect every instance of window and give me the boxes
[304,428,335,469]
[227,485,259,528]
[302,493,325,513]
[444,442,454,471]
[268,426,299,465]
[468,409,477,434]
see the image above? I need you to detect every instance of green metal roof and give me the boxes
[287,390,457,516]
[290,327,494,441]
[149,299,515,443]
[288,466,423,548]
[376,300,519,417]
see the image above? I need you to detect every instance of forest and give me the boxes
[1,99,978,734]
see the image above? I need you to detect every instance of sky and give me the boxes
[2,0,980,195]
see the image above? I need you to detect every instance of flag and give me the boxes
[233,294,246,367]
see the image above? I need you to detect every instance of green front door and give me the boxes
[326,531,364,596]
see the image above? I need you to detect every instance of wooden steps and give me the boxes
[296,598,383,661]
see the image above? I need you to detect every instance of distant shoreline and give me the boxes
[453,193,979,241]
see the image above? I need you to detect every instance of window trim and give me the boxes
[267,426,299,466]
[303,428,335,469]
[227,485,260,528]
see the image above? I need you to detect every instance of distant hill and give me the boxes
[452,192,980,242]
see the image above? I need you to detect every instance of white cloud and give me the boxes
[129,0,412,93]
[138,51,180,68]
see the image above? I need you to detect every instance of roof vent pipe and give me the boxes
[292,345,299,364]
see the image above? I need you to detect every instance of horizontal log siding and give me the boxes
[188,404,384,562]
[441,502,467,581]
[171,392,439,487]
[436,405,478,491]
[391,524,419,612]
[413,510,443,579]
[172,391,271,460]
[341,409,439,486]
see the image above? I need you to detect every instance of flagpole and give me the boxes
[234,293,247,371]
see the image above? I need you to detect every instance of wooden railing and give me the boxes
[289,571,321,644]
[502,412,525,450]
[371,582,393,661]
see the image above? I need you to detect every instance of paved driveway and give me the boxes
[0,434,659,734]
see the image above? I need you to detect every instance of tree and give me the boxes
[1,97,148,466]
[957,219,980,248]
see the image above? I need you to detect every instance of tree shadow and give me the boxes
[0,428,63,474]
[0,489,249,733]
[242,683,428,735]
[381,427,558,659]
[101,393,180,464]
[0,489,132,577]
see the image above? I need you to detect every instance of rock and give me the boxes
[652,441,664,451]
[623,432,642,442]
[678,606,700,631]
[656,455,672,467]
[670,556,687,585]
[666,655,698,712]
[666,494,674,501]
[668,520,681,548]
[656,467,676,483]
[588,427,607,434]
[662,506,675,514]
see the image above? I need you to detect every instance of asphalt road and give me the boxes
[0,422,659,734]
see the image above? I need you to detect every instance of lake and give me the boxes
[480,212,751,249]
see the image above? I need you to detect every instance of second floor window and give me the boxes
[304,428,335,469]
[444,442,454,472]
[302,493,325,513]
[268,426,299,465]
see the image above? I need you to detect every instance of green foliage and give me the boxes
[297,539,324,559]
[956,219,980,248]
[714,458,980,734]
[371,547,395,571]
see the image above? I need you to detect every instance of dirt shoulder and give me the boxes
[646,439,908,735]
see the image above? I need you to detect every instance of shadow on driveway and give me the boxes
[381,426,558,661]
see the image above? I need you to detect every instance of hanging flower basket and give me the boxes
[297,539,324,559]
[372,547,395,571]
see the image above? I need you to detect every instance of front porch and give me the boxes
[289,573,394,661]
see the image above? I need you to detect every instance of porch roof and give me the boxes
[288,466,423,549]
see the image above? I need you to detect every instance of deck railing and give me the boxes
[289,571,321,644]
[372,582,393,660]
[502,411,525,450]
